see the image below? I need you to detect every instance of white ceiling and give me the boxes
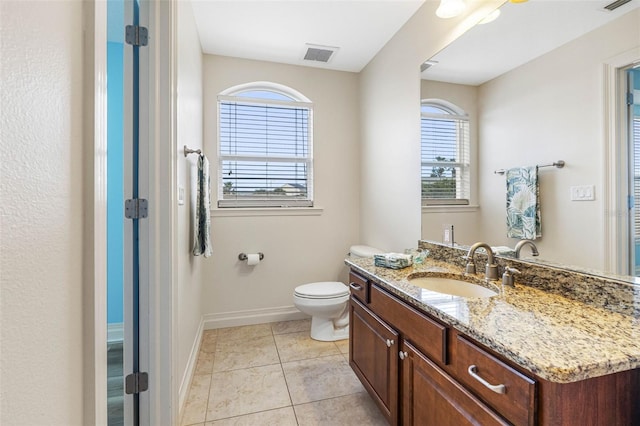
[421,0,640,85]
[191,0,426,72]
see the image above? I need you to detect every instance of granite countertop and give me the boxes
[345,256,640,384]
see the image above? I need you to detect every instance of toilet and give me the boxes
[293,245,383,341]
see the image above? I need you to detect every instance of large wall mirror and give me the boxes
[420,0,640,279]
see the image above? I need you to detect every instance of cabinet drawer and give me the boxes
[370,284,447,365]
[456,336,536,426]
[349,271,370,304]
[402,341,509,426]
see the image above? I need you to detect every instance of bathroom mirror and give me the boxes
[420,0,640,280]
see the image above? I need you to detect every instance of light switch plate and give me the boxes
[570,185,595,201]
[442,224,454,244]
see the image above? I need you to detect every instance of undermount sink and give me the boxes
[407,273,498,298]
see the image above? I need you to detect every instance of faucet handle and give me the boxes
[462,256,476,274]
[502,267,520,287]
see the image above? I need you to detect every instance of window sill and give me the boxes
[422,204,479,213]
[211,207,324,217]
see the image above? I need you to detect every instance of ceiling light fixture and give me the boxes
[509,0,529,3]
[436,0,466,19]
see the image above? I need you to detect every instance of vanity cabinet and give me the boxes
[349,269,640,425]
[349,298,399,425]
[348,270,535,425]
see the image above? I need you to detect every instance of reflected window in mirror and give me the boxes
[421,100,470,206]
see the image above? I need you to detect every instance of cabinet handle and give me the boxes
[349,282,363,291]
[467,365,506,394]
[399,351,408,360]
[386,339,394,347]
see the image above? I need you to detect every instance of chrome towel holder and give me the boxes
[184,145,202,157]
[494,160,565,175]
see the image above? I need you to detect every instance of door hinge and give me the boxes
[629,195,635,210]
[125,198,149,219]
[628,92,634,106]
[125,372,149,395]
[125,25,149,46]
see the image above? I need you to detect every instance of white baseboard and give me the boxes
[203,305,308,330]
[107,322,123,343]
[178,318,204,416]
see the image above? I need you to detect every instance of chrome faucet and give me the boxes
[514,240,539,259]
[465,242,499,281]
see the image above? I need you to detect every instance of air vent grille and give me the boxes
[303,45,338,63]
[604,0,631,11]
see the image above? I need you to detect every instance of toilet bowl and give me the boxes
[293,245,383,342]
[293,282,350,341]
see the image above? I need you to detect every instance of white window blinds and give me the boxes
[421,103,470,205]
[218,94,313,208]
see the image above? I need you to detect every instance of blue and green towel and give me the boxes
[506,166,541,240]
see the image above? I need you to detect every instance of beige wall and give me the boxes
[201,55,360,322]
[359,0,504,253]
[477,9,640,270]
[420,80,482,244]
[176,0,205,403]
[0,1,85,424]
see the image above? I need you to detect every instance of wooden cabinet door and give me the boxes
[400,341,509,426]
[350,298,399,425]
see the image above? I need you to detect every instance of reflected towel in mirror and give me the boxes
[506,166,541,240]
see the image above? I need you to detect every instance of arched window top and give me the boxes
[217,81,314,208]
[421,98,466,118]
[220,81,312,103]
[420,98,470,205]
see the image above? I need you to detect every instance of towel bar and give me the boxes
[184,145,202,157]
[494,160,565,175]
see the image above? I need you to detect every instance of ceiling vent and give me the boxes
[303,44,338,63]
[603,0,632,11]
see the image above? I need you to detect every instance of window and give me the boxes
[421,100,470,205]
[218,82,313,208]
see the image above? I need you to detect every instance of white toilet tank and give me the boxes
[349,245,384,258]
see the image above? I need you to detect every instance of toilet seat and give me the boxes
[294,282,349,299]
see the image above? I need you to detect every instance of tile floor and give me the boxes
[181,319,387,426]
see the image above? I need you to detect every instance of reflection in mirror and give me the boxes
[420,0,640,280]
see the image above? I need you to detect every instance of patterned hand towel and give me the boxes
[193,155,212,257]
[506,166,541,240]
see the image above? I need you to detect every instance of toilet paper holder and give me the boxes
[238,252,264,261]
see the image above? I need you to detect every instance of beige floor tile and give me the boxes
[274,331,341,363]
[206,364,291,421]
[201,329,218,353]
[217,323,273,342]
[282,354,364,405]
[181,374,212,426]
[293,392,387,426]
[206,407,297,425]
[194,351,214,375]
[335,338,349,355]
[213,334,279,372]
[271,318,311,335]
